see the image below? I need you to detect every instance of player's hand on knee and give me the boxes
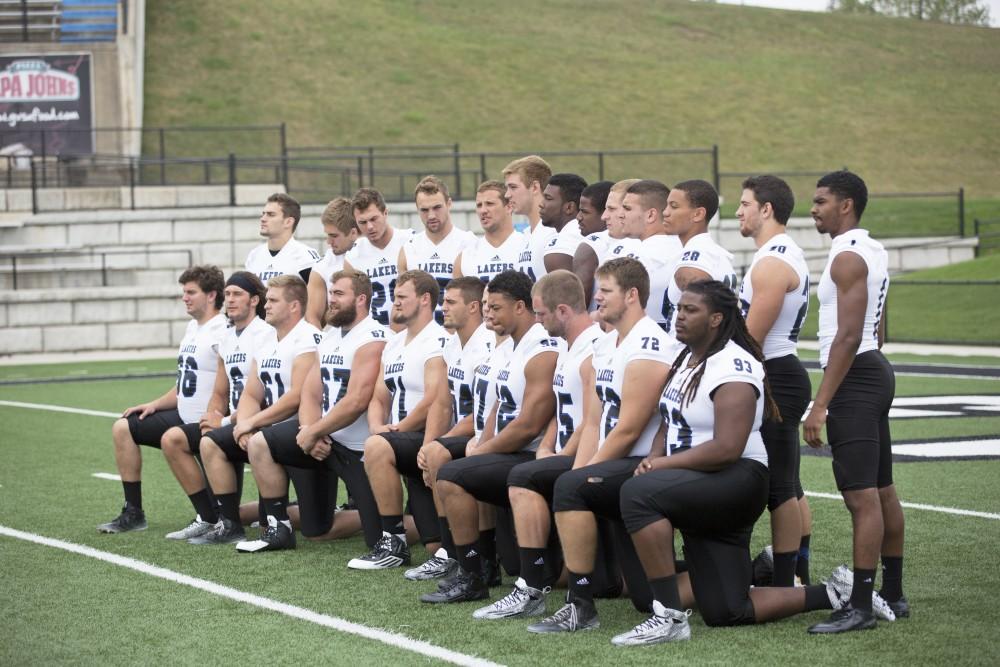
[123,402,155,419]
[311,439,331,461]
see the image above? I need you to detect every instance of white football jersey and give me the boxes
[494,323,564,450]
[403,227,476,324]
[218,316,277,414]
[517,224,557,282]
[581,230,609,260]
[255,318,322,409]
[817,228,889,367]
[345,228,414,326]
[659,340,768,465]
[459,230,525,283]
[245,237,320,283]
[552,323,604,453]
[544,220,585,260]
[665,233,738,334]
[738,233,810,360]
[637,234,683,330]
[472,336,513,438]
[313,249,348,292]
[176,313,228,423]
[443,323,495,425]
[381,321,449,425]
[318,317,388,451]
[598,236,642,265]
[592,316,676,457]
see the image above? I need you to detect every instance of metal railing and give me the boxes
[973,218,1000,257]
[0,0,119,43]
[1,246,193,290]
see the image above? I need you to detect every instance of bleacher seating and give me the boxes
[0,0,117,43]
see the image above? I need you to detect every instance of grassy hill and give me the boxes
[143,0,1000,204]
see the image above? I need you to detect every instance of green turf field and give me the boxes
[1,352,998,665]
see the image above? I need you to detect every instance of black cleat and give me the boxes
[752,545,775,587]
[188,518,246,545]
[885,595,910,619]
[420,570,488,603]
[97,505,147,534]
[483,558,502,587]
[235,515,296,553]
[527,595,600,634]
[807,606,877,634]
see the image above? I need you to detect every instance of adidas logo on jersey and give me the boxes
[491,255,501,261]
[378,257,389,264]
[430,252,440,259]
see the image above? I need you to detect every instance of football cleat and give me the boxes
[611,601,692,646]
[165,515,215,540]
[483,558,502,587]
[751,545,775,587]
[347,532,410,570]
[527,596,599,634]
[807,606,877,634]
[827,565,896,621]
[473,577,548,620]
[97,505,147,534]
[420,570,488,603]
[886,595,910,619]
[188,517,245,545]
[404,548,459,581]
[235,515,295,553]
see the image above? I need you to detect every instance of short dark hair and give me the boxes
[330,269,373,311]
[817,170,868,221]
[179,265,224,309]
[581,180,613,213]
[673,179,719,223]
[625,179,670,214]
[267,192,301,230]
[397,270,440,309]
[742,175,795,225]
[547,173,588,208]
[352,187,387,214]
[415,175,451,201]
[595,257,649,309]
[477,179,509,205]
[486,270,533,308]
[225,270,267,319]
[446,276,486,309]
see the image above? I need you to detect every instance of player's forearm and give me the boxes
[393,397,435,434]
[443,414,474,439]
[481,418,545,454]
[249,393,301,429]
[654,438,742,472]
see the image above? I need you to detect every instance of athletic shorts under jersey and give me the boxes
[443,323,495,426]
[345,229,414,327]
[460,231,525,283]
[665,233,737,333]
[219,316,276,414]
[592,316,677,458]
[552,323,604,452]
[245,237,320,283]
[318,317,388,450]
[493,323,564,450]
[403,227,476,323]
[659,339,768,466]
[381,321,448,425]
[471,336,512,438]
[176,313,228,423]
[636,234,683,330]
[517,223,557,282]
[817,228,889,368]
[738,233,810,360]
[255,318,322,408]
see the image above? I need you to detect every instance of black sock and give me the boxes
[519,547,547,590]
[262,495,289,523]
[568,570,594,605]
[456,541,482,578]
[438,517,456,557]
[773,550,799,587]
[479,528,497,564]
[122,481,142,511]
[796,534,812,585]
[804,584,833,611]
[880,556,904,602]
[216,493,240,523]
[188,489,217,523]
[649,575,682,611]
[380,514,405,536]
[850,568,876,612]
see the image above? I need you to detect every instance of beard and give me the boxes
[326,302,357,328]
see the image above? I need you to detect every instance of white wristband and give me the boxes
[221,415,232,427]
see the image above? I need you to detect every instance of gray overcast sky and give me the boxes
[711,0,999,26]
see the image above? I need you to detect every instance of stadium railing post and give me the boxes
[228,153,237,206]
[453,143,461,199]
[711,145,720,192]
[958,187,965,237]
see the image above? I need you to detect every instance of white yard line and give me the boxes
[0,525,503,667]
[91,473,122,481]
[804,491,1000,520]
[0,400,118,419]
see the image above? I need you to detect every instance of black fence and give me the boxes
[974,218,1000,257]
[0,0,122,43]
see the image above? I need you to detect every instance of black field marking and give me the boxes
[802,360,1000,379]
